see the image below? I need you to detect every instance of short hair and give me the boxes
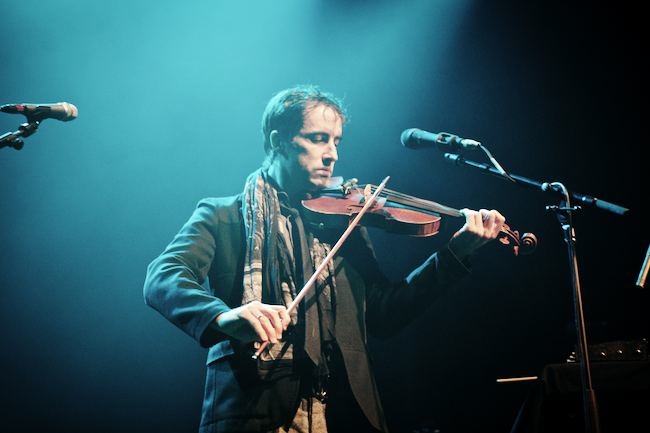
[261,84,348,155]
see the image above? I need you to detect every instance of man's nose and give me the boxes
[323,140,338,164]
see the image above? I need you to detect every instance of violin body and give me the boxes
[301,188,442,237]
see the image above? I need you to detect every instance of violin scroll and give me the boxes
[498,225,538,256]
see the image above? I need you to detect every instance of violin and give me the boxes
[301,177,537,256]
[254,176,535,360]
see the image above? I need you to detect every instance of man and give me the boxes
[143,84,506,433]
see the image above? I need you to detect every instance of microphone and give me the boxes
[400,128,480,150]
[0,102,78,122]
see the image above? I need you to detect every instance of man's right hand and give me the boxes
[215,300,291,344]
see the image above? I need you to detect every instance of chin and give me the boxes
[310,176,331,190]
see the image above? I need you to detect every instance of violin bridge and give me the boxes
[341,178,358,195]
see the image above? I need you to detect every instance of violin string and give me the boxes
[357,183,520,248]
[366,185,462,217]
[368,185,515,237]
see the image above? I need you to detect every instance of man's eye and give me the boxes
[307,133,327,143]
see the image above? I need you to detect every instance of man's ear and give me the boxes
[269,130,283,153]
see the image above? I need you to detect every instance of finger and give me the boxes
[465,209,484,234]
[480,209,496,228]
[491,211,505,236]
[254,313,279,343]
[266,309,284,339]
[246,301,284,342]
[494,210,506,226]
[461,208,478,227]
[271,305,291,330]
[260,306,286,337]
[244,302,276,341]
[247,313,270,343]
[460,208,474,221]
[280,309,291,330]
[483,209,506,236]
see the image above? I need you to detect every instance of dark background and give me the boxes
[1,1,647,432]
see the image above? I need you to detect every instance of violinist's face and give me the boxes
[282,102,342,194]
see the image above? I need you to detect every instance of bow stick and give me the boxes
[252,175,391,359]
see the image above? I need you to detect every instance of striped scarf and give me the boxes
[241,169,335,362]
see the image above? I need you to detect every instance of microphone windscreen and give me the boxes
[400,128,418,147]
[61,102,78,120]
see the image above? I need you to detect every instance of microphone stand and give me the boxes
[636,244,650,289]
[442,152,630,433]
[0,120,40,150]
[443,153,628,215]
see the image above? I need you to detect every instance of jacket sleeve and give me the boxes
[143,198,236,347]
[352,227,472,338]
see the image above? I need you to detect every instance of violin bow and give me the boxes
[252,175,391,359]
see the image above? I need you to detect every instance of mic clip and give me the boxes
[0,120,40,151]
[435,132,481,150]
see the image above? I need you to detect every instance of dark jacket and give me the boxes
[143,195,470,433]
